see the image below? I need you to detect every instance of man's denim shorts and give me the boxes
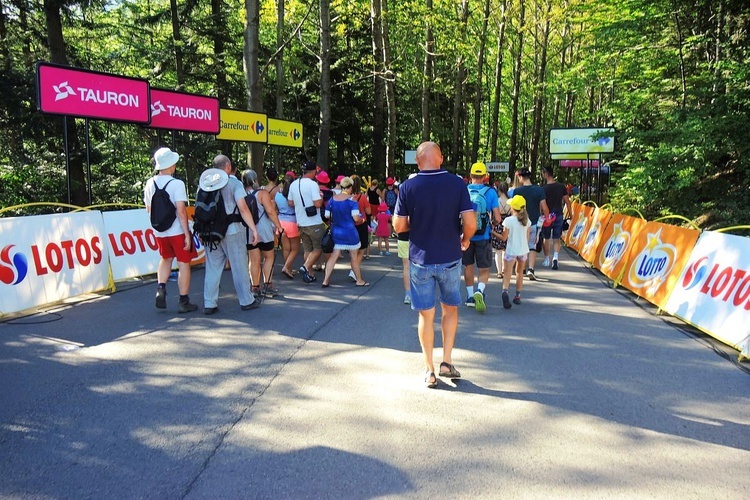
[409,259,463,311]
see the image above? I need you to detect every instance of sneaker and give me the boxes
[404,294,411,305]
[542,257,550,267]
[526,268,538,281]
[178,300,198,313]
[552,259,559,270]
[384,251,391,256]
[348,270,357,282]
[502,291,512,309]
[473,290,486,313]
[379,251,384,256]
[241,300,261,311]
[513,295,522,305]
[155,288,167,309]
[465,296,476,308]
[262,283,279,297]
[204,307,218,315]
[300,265,315,283]
[252,286,262,299]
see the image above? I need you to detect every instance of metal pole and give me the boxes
[63,116,71,207]
[85,118,92,206]
[596,156,602,206]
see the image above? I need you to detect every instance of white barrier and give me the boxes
[0,212,111,314]
[103,209,160,281]
[665,231,750,349]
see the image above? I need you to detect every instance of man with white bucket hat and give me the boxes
[143,147,199,313]
[200,155,260,315]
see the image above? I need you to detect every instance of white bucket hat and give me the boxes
[199,168,229,192]
[153,147,180,170]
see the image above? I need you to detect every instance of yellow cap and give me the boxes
[470,162,487,176]
[509,195,526,211]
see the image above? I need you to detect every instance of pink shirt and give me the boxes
[375,211,391,237]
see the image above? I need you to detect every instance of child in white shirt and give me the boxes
[492,194,531,309]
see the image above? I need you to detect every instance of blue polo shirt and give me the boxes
[395,169,473,265]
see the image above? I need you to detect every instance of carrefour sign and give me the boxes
[549,128,615,154]
[36,62,151,124]
[216,108,267,142]
[267,118,303,148]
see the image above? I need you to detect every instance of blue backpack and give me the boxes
[469,186,491,234]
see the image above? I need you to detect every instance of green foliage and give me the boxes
[0,0,747,228]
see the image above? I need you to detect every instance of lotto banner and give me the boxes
[665,231,750,349]
[565,203,595,253]
[595,214,648,283]
[0,212,111,315]
[620,221,701,309]
[578,208,613,264]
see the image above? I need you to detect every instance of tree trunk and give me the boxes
[44,0,87,206]
[244,0,265,172]
[509,0,524,172]
[490,0,507,162]
[212,0,232,156]
[371,0,385,175]
[421,0,434,142]
[471,0,491,164]
[0,3,9,71]
[317,0,331,169]
[169,0,185,88]
[381,0,396,177]
[529,0,551,171]
[450,0,469,171]
[276,0,285,119]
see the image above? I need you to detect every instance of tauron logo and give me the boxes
[0,245,29,285]
[53,81,76,101]
[151,101,166,117]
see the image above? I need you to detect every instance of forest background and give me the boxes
[0,0,748,229]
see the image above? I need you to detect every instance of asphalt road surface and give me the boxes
[2,247,749,499]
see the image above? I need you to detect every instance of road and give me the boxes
[1,248,749,499]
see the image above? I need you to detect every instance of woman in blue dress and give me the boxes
[321,177,369,287]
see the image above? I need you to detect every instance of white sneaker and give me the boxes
[542,257,550,267]
[348,270,356,282]
[404,295,411,305]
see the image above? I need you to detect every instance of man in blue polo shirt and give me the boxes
[394,142,476,389]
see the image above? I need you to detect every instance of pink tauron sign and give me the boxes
[148,89,220,134]
[36,63,150,124]
[559,160,600,168]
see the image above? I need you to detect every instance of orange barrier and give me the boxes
[595,213,648,284]
[619,221,700,309]
[579,207,613,264]
[565,204,594,252]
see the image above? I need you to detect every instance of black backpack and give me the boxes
[243,189,262,225]
[149,178,176,232]
[192,188,240,250]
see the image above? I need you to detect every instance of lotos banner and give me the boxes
[149,89,220,134]
[620,221,700,309]
[595,214,648,283]
[565,203,594,252]
[36,62,150,124]
[0,212,111,315]
[579,207,613,264]
[665,231,750,349]
[104,209,205,279]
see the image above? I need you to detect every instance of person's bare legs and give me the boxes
[440,304,458,365]
[502,258,513,291]
[417,308,436,374]
[303,249,322,274]
[322,250,340,285]
[176,260,191,295]
[515,260,525,293]
[350,250,364,283]
[261,248,275,284]
[283,236,300,275]
[464,263,475,289]
[157,258,173,286]
[247,248,261,286]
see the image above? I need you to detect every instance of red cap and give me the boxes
[385,177,395,185]
[285,170,296,179]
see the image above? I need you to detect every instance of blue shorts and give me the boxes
[409,259,463,311]
[541,213,564,240]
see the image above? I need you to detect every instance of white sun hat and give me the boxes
[153,147,180,170]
